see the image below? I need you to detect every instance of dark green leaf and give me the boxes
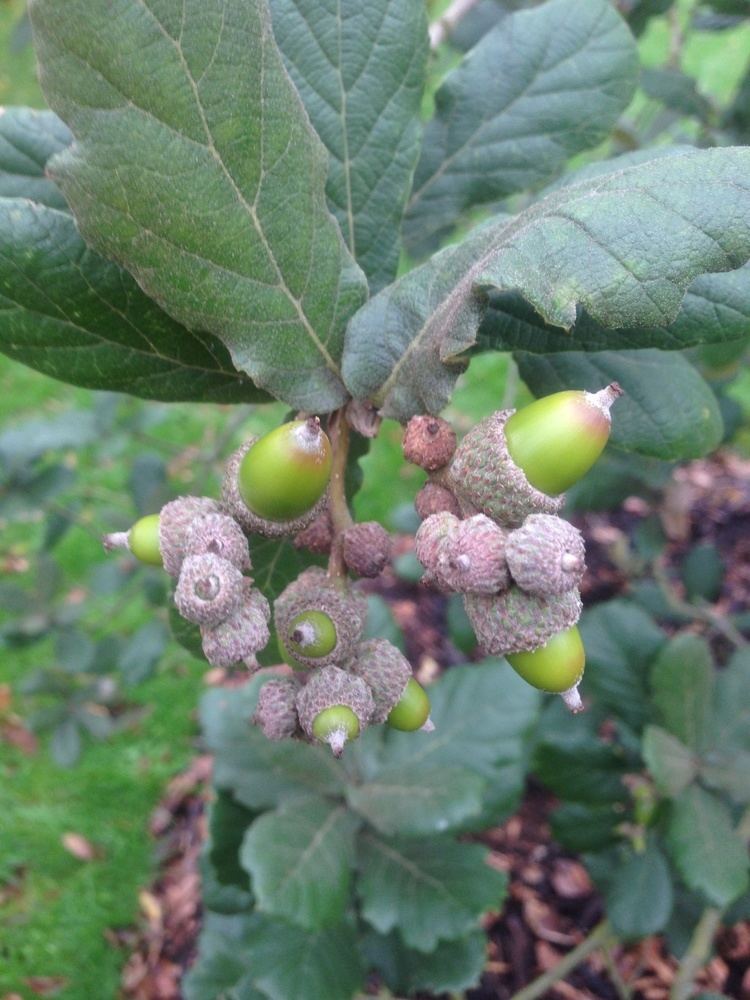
[270,0,428,290]
[724,65,750,141]
[363,595,406,653]
[168,603,205,661]
[202,789,255,915]
[651,634,714,752]
[623,0,672,35]
[565,451,671,512]
[251,539,323,666]
[642,726,697,798]
[347,765,484,836]
[50,718,81,767]
[0,107,71,209]
[343,148,750,420]
[357,832,506,951]
[118,621,169,686]
[550,802,624,853]
[516,350,723,460]
[606,842,674,939]
[55,627,96,674]
[364,929,487,995]
[714,649,750,752]
[200,682,345,810]
[30,0,368,412]
[666,785,748,907]
[641,68,714,120]
[404,0,638,255]
[241,797,358,930]
[0,199,268,403]
[534,734,629,805]
[681,543,724,602]
[182,913,265,1000]
[449,0,528,51]
[699,748,750,804]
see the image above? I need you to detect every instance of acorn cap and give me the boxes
[252,677,301,740]
[414,481,462,521]
[436,514,509,595]
[200,582,271,668]
[402,415,457,471]
[295,665,375,741]
[273,568,367,668]
[174,553,245,627]
[447,410,563,528]
[185,512,252,572]
[344,638,412,723]
[506,514,585,596]
[159,495,222,577]
[342,521,392,578]
[293,507,334,555]
[414,511,461,573]
[464,586,582,655]
[221,440,328,538]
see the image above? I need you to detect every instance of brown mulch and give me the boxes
[118,454,750,1000]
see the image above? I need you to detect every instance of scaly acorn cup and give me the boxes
[414,481,462,521]
[159,496,222,576]
[239,418,332,522]
[447,410,563,527]
[222,439,328,538]
[414,511,461,576]
[273,567,367,668]
[506,514,585,597]
[184,512,252,572]
[295,665,375,757]
[293,506,334,555]
[402,415,457,471]
[344,638,413,723]
[464,586,582,655]
[103,513,163,567]
[174,553,245,627]
[503,383,623,496]
[436,514,509,595]
[252,677,301,740]
[506,625,586,714]
[200,582,271,668]
[387,677,432,732]
[342,521,392,578]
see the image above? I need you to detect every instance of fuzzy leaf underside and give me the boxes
[606,842,674,939]
[404,0,639,255]
[0,107,71,209]
[515,350,724,460]
[0,199,270,403]
[343,148,750,420]
[270,0,428,291]
[29,0,368,413]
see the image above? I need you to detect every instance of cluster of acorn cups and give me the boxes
[103,416,430,757]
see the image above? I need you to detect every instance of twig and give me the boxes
[602,932,632,1000]
[326,408,353,581]
[652,561,748,650]
[429,0,482,49]
[509,921,611,1000]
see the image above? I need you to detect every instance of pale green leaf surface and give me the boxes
[714,649,750,752]
[357,832,506,951]
[700,750,750,805]
[0,106,71,209]
[270,0,428,291]
[642,726,697,798]
[241,797,358,929]
[651,635,715,752]
[666,786,749,907]
[30,0,368,412]
[364,929,487,995]
[404,0,638,255]
[515,350,724,459]
[0,199,270,403]
[606,842,674,939]
[343,148,750,419]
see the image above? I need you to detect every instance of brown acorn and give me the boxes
[342,521,392,578]
[402,415,457,471]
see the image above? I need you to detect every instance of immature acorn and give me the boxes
[342,521,392,578]
[402,415,457,471]
[414,481,462,521]
[387,678,433,732]
[184,512,252,572]
[253,677,301,740]
[436,514,509,595]
[200,582,271,668]
[174,553,245,627]
[222,438,328,539]
[344,638,413,723]
[296,665,375,757]
[506,514,585,597]
[103,513,163,567]
[285,610,338,662]
[506,625,586,713]
[464,586,582,655]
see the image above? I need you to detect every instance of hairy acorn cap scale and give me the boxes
[464,586,582,655]
[447,410,563,528]
[253,677,301,740]
[504,384,623,496]
[159,496,222,577]
[296,665,375,756]
[414,481,462,521]
[174,553,245,627]
[344,638,413,723]
[436,514,509,595]
[222,439,329,538]
[184,512,251,572]
[506,514,585,597]
[402,415,457,471]
[342,521,392,578]
[506,625,585,694]
[273,567,367,668]
[414,511,461,574]
[238,418,332,522]
[200,582,271,668]
[293,506,334,555]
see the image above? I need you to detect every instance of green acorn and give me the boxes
[252,677,301,740]
[184,512,251,572]
[200,582,271,668]
[344,638,413,723]
[174,553,245,627]
[506,625,585,713]
[296,665,375,757]
[464,586,581,656]
[387,677,432,732]
[103,513,163,567]
[506,514,585,597]
[286,610,338,661]
[239,418,332,522]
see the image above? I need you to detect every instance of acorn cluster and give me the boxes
[407,385,623,712]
